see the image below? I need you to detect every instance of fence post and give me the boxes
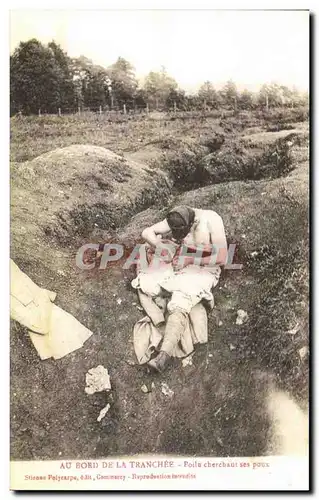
[99,105,102,115]
[146,103,149,114]
[111,95,114,109]
[38,109,41,117]
[265,94,269,111]
[58,108,62,117]
[174,101,177,113]
[78,106,81,115]
[123,104,127,115]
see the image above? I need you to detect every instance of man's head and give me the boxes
[166,205,195,241]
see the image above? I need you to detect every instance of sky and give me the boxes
[9,9,309,93]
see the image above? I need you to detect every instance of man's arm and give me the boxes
[141,219,171,248]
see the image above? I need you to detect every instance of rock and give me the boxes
[182,355,193,367]
[161,383,174,398]
[250,251,258,257]
[287,323,300,335]
[141,384,149,393]
[125,359,136,366]
[116,298,122,305]
[85,365,111,395]
[97,403,110,422]
[218,320,223,326]
[236,309,248,325]
[229,343,236,351]
[298,346,308,360]
[214,407,222,417]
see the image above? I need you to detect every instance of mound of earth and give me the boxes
[199,129,308,184]
[11,145,172,247]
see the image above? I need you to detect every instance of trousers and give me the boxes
[161,310,189,355]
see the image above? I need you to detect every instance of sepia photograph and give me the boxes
[9,7,309,491]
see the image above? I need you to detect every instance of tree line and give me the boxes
[10,39,309,115]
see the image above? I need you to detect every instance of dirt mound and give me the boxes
[199,132,225,152]
[240,126,308,147]
[200,131,308,183]
[218,108,308,135]
[11,145,172,246]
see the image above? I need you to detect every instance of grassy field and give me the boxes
[10,108,309,459]
[10,107,308,162]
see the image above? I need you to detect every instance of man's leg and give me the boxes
[161,309,188,355]
[147,291,195,373]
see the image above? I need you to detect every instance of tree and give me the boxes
[48,41,75,109]
[107,57,138,108]
[10,39,62,114]
[83,70,110,109]
[198,81,219,109]
[71,56,110,109]
[239,88,254,110]
[134,88,147,109]
[258,83,284,109]
[73,57,111,109]
[295,90,309,108]
[10,39,79,114]
[219,80,239,110]
[143,67,178,109]
[166,88,185,110]
[184,93,201,111]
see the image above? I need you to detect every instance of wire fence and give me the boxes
[34,103,222,116]
[13,102,309,123]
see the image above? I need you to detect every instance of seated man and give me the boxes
[138,205,228,373]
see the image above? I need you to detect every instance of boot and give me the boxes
[147,351,171,374]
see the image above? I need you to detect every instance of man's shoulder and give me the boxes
[194,208,223,222]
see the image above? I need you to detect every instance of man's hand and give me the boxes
[172,254,193,271]
[172,255,182,271]
[146,239,179,266]
[157,240,179,263]
[141,219,171,247]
